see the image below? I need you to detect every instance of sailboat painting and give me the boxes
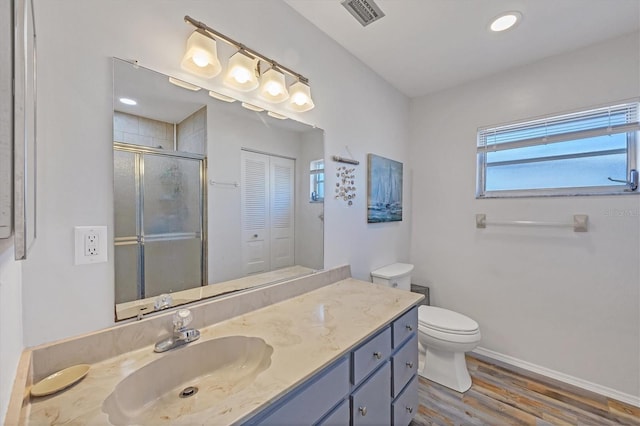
[367,154,403,223]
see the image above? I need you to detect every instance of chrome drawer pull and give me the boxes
[373,351,382,360]
[406,361,414,368]
[359,406,367,416]
[406,406,413,414]
[405,324,413,331]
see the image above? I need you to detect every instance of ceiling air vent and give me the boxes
[341,0,386,27]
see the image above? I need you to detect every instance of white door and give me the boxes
[241,151,295,275]
[241,151,270,275]
[270,156,295,269]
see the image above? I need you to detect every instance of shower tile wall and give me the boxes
[176,107,206,155]
[113,111,174,149]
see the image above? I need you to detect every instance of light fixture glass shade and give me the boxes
[208,90,236,103]
[259,67,289,103]
[168,77,201,91]
[288,81,315,112]
[241,102,264,112]
[180,30,222,78]
[224,51,259,92]
[267,111,288,120]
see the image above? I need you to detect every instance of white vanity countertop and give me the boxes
[24,278,423,425]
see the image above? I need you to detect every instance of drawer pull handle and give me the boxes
[406,361,414,368]
[359,406,367,416]
[406,406,413,414]
[373,351,382,360]
[405,324,413,331]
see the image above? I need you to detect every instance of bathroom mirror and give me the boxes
[113,58,324,321]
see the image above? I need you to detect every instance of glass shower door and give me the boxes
[142,154,204,298]
[114,145,206,303]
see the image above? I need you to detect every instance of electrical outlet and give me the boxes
[75,226,108,265]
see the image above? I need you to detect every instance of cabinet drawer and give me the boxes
[315,399,349,426]
[392,307,417,349]
[392,334,418,397]
[351,361,391,426]
[257,357,349,425]
[392,375,418,426]
[352,326,391,385]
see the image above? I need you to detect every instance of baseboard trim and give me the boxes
[472,347,640,408]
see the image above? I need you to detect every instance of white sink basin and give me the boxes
[102,336,273,425]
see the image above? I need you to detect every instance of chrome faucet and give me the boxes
[154,308,200,353]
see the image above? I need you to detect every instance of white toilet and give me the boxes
[371,263,481,393]
[417,305,481,392]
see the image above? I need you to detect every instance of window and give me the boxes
[309,159,324,202]
[477,102,639,197]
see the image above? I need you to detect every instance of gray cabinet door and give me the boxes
[392,376,418,426]
[392,334,418,397]
[351,362,391,426]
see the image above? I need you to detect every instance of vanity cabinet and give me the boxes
[246,306,419,425]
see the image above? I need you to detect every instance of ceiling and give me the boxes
[285,0,640,98]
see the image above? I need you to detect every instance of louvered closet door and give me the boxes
[270,156,295,269]
[241,151,270,275]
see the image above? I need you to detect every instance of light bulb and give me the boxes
[192,51,209,67]
[266,82,282,96]
[232,67,251,84]
[292,92,308,106]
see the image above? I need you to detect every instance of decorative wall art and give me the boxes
[335,165,357,206]
[367,154,403,223]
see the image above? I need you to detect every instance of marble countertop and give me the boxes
[25,278,423,425]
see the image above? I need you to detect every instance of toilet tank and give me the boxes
[370,263,414,291]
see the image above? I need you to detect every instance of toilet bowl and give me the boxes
[370,263,481,393]
[417,305,481,393]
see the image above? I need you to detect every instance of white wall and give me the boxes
[295,130,325,270]
[410,33,640,398]
[207,108,306,283]
[21,0,410,346]
[0,241,24,421]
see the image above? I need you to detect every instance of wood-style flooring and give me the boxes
[410,353,640,426]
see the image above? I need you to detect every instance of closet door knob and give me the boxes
[373,351,382,360]
[253,234,258,238]
[406,361,414,369]
[406,406,413,414]
[405,324,413,331]
[359,406,367,416]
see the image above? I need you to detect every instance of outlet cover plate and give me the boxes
[74,226,108,265]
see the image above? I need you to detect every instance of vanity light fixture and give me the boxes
[182,15,315,112]
[489,11,522,32]
[209,90,236,103]
[168,76,202,91]
[259,65,289,103]
[224,50,260,91]
[288,80,315,112]
[241,102,264,112]
[119,97,137,106]
[180,29,222,78]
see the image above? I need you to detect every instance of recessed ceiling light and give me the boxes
[119,97,137,106]
[490,11,522,32]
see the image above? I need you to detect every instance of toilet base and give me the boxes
[419,346,472,393]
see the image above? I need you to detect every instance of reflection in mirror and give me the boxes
[113,58,324,321]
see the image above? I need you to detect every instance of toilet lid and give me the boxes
[418,306,479,335]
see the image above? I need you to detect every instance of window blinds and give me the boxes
[478,102,640,153]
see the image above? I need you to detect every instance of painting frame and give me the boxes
[367,154,403,223]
